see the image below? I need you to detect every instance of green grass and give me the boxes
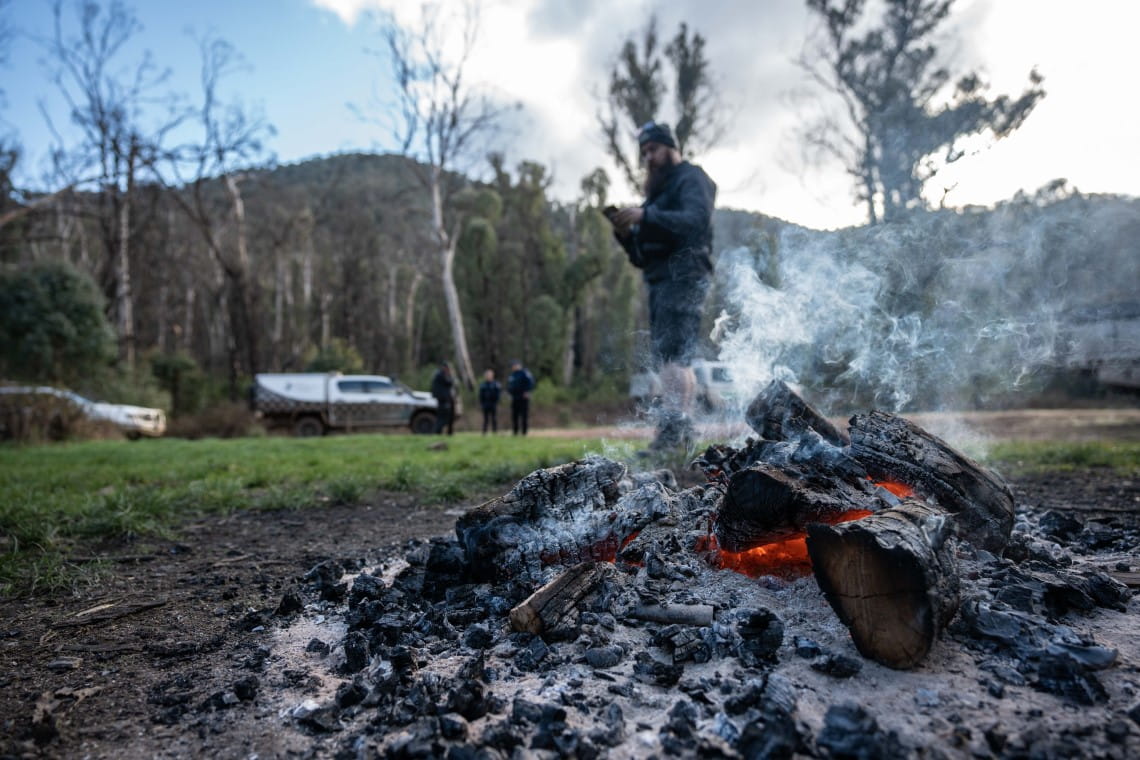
[0,433,630,594]
[982,440,1140,476]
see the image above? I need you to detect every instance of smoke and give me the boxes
[709,193,1140,419]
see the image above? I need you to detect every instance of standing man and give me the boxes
[430,361,456,435]
[506,360,535,436]
[478,368,502,435]
[607,120,716,453]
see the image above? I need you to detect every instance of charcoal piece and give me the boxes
[736,609,783,666]
[343,631,370,673]
[514,636,549,671]
[335,678,367,709]
[422,539,469,601]
[1129,701,1140,727]
[445,680,488,722]
[665,699,699,739]
[305,560,347,602]
[724,678,767,715]
[1038,510,1083,540]
[589,703,626,748]
[986,680,1005,698]
[584,645,623,669]
[1034,650,1108,705]
[1105,719,1130,744]
[811,654,862,678]
[463,624,494,650]
[633,651,684,688]
[1082,571,1132,612]
[793,636,822,658]
[480,719,525,753]
[232,676,258,701]
[736,706,799,759]
[511,696,544,724]
[816,703,903,759]
[1046,642,1118,670]
[438,712,469,741]
[305,638,330,656]
[275,588,304,616]
[349,572,388,605]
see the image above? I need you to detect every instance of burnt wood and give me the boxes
[806,499,960,669]
[716,463,885,552]
[848,411,1015,552]
[745,379,849,446]
[509,561,611,635]
[628,603,715,627]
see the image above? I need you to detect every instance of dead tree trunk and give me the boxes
[848,410,1014,553]
[806,499,960,669]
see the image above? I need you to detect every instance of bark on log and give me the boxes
[745,379,849,446]
[716,463,883,552]
[806,499,960,670]
[509,561,611,635]
[848,411,1014,553]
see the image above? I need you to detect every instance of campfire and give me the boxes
[268,381,1138,757]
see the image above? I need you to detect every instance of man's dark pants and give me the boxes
[482,407,497,434]
[434,404,454,435]
[511,398,529,435]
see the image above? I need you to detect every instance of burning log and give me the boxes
[848,411,1014,553]
[716,463,882,552]
[745,379,849,446]
[806,499,960,669]
[509,561,611,635]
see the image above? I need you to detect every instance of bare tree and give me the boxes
[40,0,185,368]
[599,17,721,192]
[375,1,512,389]
[163,33,273,392]
[797,0,1045,223]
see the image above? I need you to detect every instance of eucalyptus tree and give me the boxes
[599,17,720,193]
[377,1,514,388]
[798,0,1045,223]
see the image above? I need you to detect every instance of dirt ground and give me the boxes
[1,408,1138,759]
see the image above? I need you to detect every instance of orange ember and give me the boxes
[870,478,915,498]
[700,510,873,579]
[539,530,641,566]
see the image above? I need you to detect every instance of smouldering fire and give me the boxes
[539,530,641,566]
[699,510,874,579]
[872,478,915,498]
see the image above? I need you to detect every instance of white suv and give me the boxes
[0,386,167,439]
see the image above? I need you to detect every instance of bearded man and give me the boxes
[608,121,716,453]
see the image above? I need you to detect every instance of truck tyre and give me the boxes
[410,412,436,435]
[294,416,325,437]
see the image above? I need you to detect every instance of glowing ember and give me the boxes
[700,510,874,578]
[871,478,916,498]
[538,531,641,566]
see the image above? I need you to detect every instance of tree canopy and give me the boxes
[799,0,1045,223]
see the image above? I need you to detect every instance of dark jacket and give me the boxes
[506,368,535,400]
[430,369,455,408]
[478,380,502,410]
[617,161,716,284]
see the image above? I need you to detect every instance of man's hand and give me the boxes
[612,207,644,231]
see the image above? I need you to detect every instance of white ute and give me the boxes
[252,373,440,436]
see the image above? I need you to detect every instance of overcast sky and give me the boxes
[3,0,1138,229]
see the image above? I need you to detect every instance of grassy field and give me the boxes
[0,433,632,593]
[2,433,1138,593]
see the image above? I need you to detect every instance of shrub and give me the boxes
[167,402,261,439]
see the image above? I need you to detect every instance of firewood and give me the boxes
[508,561,611,635]
[848,410,1014,552]
[806,498,960,669]
[716,463,882,552]
[745,379,849,446]
[627,603,716,627]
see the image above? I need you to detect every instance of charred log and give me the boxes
[627,603,715,627]
[746,379,849,446]
[848,411,1014,553]
[716,463,886,552]
[509,561,611,635]
[806,499,960,670]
